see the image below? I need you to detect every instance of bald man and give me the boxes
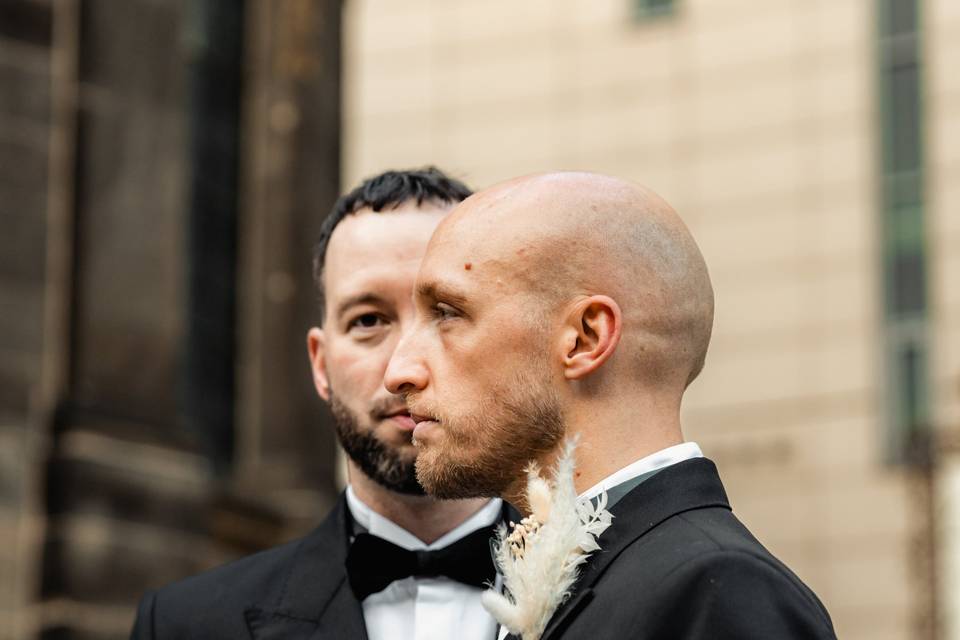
[384,173,836,640]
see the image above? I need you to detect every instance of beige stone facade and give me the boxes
[343,1,960,638]
[931,0,960,637]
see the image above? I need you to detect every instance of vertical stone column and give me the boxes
[234,0,342,525]
[0,1,62,637]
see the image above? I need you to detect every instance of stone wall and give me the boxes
[0,1,343,638]
[0,1,57,636]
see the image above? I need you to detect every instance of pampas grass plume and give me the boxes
[482,439,612,640]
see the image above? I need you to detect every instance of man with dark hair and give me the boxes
[131,167,506,639]
[312,167,474,318]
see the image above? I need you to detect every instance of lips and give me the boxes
[409,413,439,438]
[383,409,417,432]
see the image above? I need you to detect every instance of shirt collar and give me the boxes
[579,441,703,501]
[345,486,502,551]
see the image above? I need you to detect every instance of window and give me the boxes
[878,0,930,464]
[633,0,674,20]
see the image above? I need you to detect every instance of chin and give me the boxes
[415,448,505,500]
[414,449,458,498]
[377,425,415,447]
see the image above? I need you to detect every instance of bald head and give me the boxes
[429,171,714,389]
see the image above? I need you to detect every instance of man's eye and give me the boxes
[432,303,459,321]
[348,313,385,330]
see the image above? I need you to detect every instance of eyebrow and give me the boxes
[416,280,469,306]
[334,293,388,320]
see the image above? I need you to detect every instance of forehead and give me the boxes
[418,209,540,301]
[424,185,551,262]
[323,204,447,301]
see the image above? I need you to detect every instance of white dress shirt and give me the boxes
[579,441,704,501]
[346,486,502,640]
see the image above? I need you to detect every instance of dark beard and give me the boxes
[329,393,425,496]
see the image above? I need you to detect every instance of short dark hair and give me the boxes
[312,167,473,320]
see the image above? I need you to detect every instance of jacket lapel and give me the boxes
[538,458,731,640]
[309,579,369,640]
[245,493,369,640]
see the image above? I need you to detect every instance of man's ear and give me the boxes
[560,295,622,380]
[307,327,331,400]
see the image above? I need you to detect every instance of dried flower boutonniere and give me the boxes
[482,439,613,640]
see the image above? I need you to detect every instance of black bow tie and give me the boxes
[345,525,498,600]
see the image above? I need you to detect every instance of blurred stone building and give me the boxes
[341,0,958,639]
[0,1,341,638]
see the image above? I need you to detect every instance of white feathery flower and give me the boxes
[482,438,613,640]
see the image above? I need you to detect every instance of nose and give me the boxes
[384,327,429,396]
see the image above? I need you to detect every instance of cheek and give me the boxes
[435,336,492,390]
[458,317,542,367]
[327,343,392,392]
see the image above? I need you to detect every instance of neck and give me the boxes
[505,391,684,511]
[566,391,684,494]
[348,461,491,545]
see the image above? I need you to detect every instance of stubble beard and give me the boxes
[329,393,426,496]
[412,367,565,500]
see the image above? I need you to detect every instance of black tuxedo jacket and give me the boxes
[131,492,369,640]
[507,458,836,640]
